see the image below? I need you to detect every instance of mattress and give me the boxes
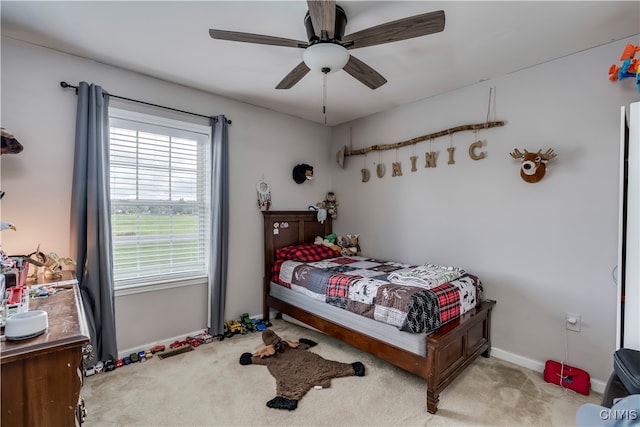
[270,282,428,355]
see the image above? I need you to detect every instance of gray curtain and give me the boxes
[70,81,117,364]
[208,115,229,336]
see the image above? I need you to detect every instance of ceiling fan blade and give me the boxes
[343,55,387,90]
[307,0,336,40]
[344,10,445,50]
[209,29,307,48]
[276,62,311,89]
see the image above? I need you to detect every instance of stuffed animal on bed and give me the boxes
[338,234,361,256]
[314,234,340,252]
[239,329,365,410]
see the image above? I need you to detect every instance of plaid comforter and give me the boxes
[274,255,482,334]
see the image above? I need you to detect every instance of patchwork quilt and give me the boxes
[272,245,482,334]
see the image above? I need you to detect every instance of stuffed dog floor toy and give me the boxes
[239,329,365,410]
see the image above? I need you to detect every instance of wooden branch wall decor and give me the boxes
[339,119,506,182]
[342,121,505,158]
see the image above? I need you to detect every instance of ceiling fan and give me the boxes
[209,0,445,90]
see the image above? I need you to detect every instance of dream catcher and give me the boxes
[256,178,271,211]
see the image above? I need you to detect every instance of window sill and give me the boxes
[114,275,208,297]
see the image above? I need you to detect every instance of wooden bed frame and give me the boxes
[262,210,496,414]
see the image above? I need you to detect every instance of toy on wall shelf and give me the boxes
[316,192,338,219]
[608,43,640,94]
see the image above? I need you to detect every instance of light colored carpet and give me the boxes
[82,319,600,426]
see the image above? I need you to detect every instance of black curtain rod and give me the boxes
[60,81,231,124]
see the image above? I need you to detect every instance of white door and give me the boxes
[618,102,640,351]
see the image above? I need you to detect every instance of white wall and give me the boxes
[330,36,640,386]
[1,37,332,351]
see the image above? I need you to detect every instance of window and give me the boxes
[108,109,211,290]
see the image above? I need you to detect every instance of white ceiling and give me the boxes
[2,1,639,126]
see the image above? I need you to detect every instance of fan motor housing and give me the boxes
[304,5,347,43]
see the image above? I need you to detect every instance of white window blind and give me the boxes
[108,109,211,288]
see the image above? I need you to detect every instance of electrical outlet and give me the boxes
[566,312,581,332]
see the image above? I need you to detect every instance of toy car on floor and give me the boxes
[83,365,95,377]
[251,318,271,332]
[240,313,254,332]
[150,344,166,353]
[187,337,201,347]
[170,339,188,349]
[224,320,245,337]
[192,331,214,344]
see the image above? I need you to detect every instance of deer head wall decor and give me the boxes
[510,148,557,183]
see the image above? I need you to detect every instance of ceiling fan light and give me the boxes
[303,43,349,74]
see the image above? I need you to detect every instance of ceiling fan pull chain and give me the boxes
[323,70,328,125]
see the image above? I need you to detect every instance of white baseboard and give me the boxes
[491,347,607,394]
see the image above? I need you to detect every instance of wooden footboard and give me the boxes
[262,211,496,414]
[425,299,495,413]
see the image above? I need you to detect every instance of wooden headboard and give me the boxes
[261,210,332,318]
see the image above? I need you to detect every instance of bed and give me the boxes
[262,210,496,414]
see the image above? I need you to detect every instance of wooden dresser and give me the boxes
[1,274,90,426]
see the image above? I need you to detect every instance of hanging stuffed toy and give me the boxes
[317,192,338,219]
[239,329,365,410]
[256,179,271,211]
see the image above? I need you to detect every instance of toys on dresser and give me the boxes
[25,246,76,280]
[337,234,361,257]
